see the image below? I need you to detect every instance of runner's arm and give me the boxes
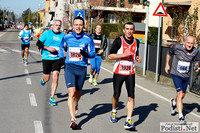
[59,37,66,59]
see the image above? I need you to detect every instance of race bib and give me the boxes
[49,47,59,57]
[69,47,82,61]
[177,61,190,73]
[94,40,101,48]
[119,61,133,74]
[24,37,29,42]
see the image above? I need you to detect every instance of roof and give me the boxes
[164,1,192,7]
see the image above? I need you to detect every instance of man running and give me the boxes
[108,22,141,130]
[165,36,200,124]
[89,24,107,86]
[18,24,33,64]
[36,19,65,106]
[59,16,95,130]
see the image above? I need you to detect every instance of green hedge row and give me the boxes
[92,23,123,38]
[92,23,158,45]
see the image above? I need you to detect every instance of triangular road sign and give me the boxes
[153,2,167,17]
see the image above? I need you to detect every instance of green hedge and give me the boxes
[92,23,123,38]
[148,27,158,45]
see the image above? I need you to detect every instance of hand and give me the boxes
[136,56,142,63]
[80,49,89,58]
[97,49,103,55]
[30,37,33,41]
[165,64,170,74]
[47,47,56,52]
[194,66,200,72]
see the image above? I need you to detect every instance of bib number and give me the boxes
[119,61,133,74]
[24,37,29,42]
[177,61,190,73]
[94,40,101,48]
[49,47,59,57]
[69,47,82,61]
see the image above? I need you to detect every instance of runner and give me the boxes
[108,22,141,130]
[36,19,65,106]
[59,16,95,130]
[165,36,200,124]
[89,24,107,86]
[18,24,33,64]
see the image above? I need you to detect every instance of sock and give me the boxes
[90,74,93,78]
[126,117,131,122]
[172,99,176,106]
[93,80,96,82]
[71,118,76,121]
[112,109,117,113]
[179,113,183,118]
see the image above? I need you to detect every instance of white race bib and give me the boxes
[93,40,101,48]
[49,47,59,57]
[24,37,29,42]
[119,61,133,74]
[177,61,190,73]
[69,47,82,61]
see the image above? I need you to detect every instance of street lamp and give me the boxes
[142,0,150,76]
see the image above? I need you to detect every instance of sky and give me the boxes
[0,0,46,17]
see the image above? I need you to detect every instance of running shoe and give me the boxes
[170,98,176,115]
[22,59,24,63]
[124,119,134,129]
[40,78,46,86]
[70,120,78,130]
[179,116,186,125]
[89,75,93,83]
[110,112,117,123]
[75,104,78,114]
[25,59,28,64]
[49,97,57,106]
[93,80,98,86]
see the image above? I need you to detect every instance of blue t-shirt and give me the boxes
[21,30,31,45]
[59,31,95,66]
[39,30,65,60]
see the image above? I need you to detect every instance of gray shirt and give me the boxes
[168,44,200,78]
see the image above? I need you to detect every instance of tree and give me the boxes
[22,8,32,24]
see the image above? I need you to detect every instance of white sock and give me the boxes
[172,100,176,106]
[112,109,117,113]
[71,118,76,121]
[179,113,183,118]
[126,117,131,122]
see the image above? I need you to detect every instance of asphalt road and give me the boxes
[0,29,199,133]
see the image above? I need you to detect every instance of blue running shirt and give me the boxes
[60,31,95,66]
[21,30,31,45]
[39,30,65,60]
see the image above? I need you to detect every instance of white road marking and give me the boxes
[0,32,6,38]
[29,50,40,54]
[0,48,10,53]
[29,93,37,106]
[10,49,21,53]
[26,78,32,85]
[25,69,29,75]
[34,121,44,133]
[101,66,200,118]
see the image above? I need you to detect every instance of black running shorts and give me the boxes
[113,73,135,99]
[42,59,61,74]
[21,44,30,50]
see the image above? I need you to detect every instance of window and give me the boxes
[120,0,125,7]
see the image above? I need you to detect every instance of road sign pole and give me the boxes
[155,16,161,82]
[143,2,150,76]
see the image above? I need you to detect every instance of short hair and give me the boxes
[53,19,62,25]
[95,24,102,29]
[123,22,135,30]
[24,24,28,27]
[73,16,85,25]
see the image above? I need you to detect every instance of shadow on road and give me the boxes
[56,88,100,103]
[0,70,43,81]
[99,78,113,84]
[76,101,125,128]
[183,103,200,116]
[118,103,158,127]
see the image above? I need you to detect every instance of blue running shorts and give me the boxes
[64,63,87,91]
[171,74,189,93]
[90,55,102,74]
